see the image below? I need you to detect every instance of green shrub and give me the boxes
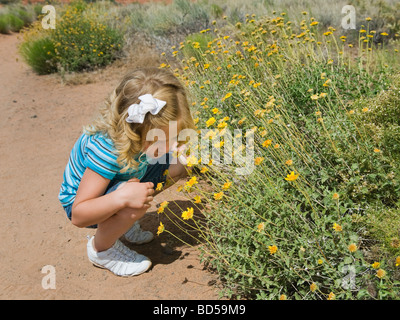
[19,36,57,75]
[159,13,400,299]
[51,7,123,72]
[0,13,24,33]
[19,2,123,74]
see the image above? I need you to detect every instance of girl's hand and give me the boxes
[171,141,189,165]
[118,178,155,209]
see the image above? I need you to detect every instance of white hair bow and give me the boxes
[126,94,167,124]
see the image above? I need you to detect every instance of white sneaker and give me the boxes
[123,222,154,245]
[87,236,152,277]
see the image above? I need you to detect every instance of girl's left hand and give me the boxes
[170,141,189,165]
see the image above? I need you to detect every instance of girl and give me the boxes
[58,67,195,277]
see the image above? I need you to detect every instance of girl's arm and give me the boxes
[71,168,154,228]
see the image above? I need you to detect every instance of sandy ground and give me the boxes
[0,33,220,300]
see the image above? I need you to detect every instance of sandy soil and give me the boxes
[0,33,220,300]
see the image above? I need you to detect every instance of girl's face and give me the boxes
[142,125,177,160]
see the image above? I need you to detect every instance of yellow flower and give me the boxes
[255,157,264,165]
[157,222,165,236]
[362,107,369,112]
[193,195,201,204]
[257,222,265,232]
[156,182,163,191]
[373,148,381,153]
[279,294,287,300]
[395,256,400,267]
[285,171,299,181]
[222,180,232,190]
[206,117,216,127]
[317,259,323,265]
[328,292,336,300]
[311,94,319,100]
[214,191,224,200]
[181,207,194,220]
[380,32,388,36]
[285,159,293,166]
[262,139,272,147]
[204,63,210,69]
[268,245,278,255]
[186,176,198,187]
[332,193,339,200]
[157,201,169,214]
[376,269,386,279]
[310,283,317,292]
[348,243,358,252]
[371,262,380,269]
[333,222,342,232]
[212,108,219,114]
[222,92,232,101]
[200,167,209,174]
[186,155,198,167]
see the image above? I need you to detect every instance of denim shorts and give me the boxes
[63,152,171,228]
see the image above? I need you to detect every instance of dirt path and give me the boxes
[0,33,219,300]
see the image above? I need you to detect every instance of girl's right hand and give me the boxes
[118,178,155,209]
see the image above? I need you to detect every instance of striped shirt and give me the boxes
[58,132,148,207]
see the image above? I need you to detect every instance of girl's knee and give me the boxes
[117,207,147,222]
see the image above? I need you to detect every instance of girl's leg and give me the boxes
[93,206,147,252]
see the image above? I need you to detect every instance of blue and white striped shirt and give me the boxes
[58,132,148,207]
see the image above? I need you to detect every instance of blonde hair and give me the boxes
[85,67,195,172]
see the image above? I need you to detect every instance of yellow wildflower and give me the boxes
[181,207,194,220]
[156,182,163,191]
[255,157,264,165]
[371,262,380,269]
[193,195,201,204]
[186,155,198,167]
[157,201,169,214]
[157,222,165,236]
[285,171,299,181]
[332,193,339,200]
[214,191,224,200]
[333,222,342,232]
[222,92,232,101]
[279,294,287,300]
[200,167,208,174]
[348,243,358,252]
[328,292,336,300]
[395,256,400,267]
[262,139,272,147]
[268,245,278,255]
[285,159,293,166]
[186,176,198,187]
[222,180,232,190]
[376,269,386,279]
[206,117,216,127]
[310,283,317,292]
[257,222,265,232]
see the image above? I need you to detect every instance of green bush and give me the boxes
[51,7,123,72]
[19,36,57,75]
[0,13,24,33]
[159,13,400,299]
[19,2,123,74]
